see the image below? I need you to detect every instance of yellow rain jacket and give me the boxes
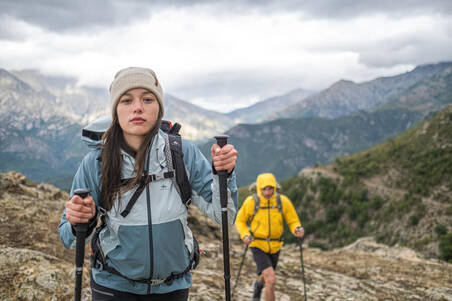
[235,173,301,254]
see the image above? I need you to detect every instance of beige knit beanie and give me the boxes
[109,67,164,117]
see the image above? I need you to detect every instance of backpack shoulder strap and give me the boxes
[164,130,192,207]
[275,192,283,215]
[249,193,260,225]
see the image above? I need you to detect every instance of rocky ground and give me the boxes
[0,172,451,300]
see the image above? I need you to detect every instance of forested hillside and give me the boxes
[239,105,452,261]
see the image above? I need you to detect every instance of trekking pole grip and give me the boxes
[73,188,90,301]
[214,135,229,208]
[74,188,90,235]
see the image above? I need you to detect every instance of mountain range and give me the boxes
[204,61,452,185]
[0,61,451,189]
[272,62,452,120]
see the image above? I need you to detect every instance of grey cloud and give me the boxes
[153,0,452,19]
[358,34,452,68]
[0,0,150,33]
[283,0,452,19]
[0,20,22,40]
[1,0,451,34]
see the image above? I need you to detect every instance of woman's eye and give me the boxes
[120,98,131,104]
[143,97,154,103]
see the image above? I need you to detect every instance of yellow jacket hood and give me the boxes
[256,173,277,200]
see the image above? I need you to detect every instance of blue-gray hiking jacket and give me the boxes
[58,125,237,295]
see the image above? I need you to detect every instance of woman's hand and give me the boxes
[211,143,238,174]
[65,194,96,225]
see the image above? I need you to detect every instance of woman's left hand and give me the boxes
[211,143,238,174]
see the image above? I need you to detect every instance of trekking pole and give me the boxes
[214,135,231,301]
[298,237,308,301]
[73,188,91,301]
[231,244,249,298]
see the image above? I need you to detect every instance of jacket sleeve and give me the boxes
[234,196,254,239]
[58,150,101,249]
[281,195,301,235]
[182,139,238,226]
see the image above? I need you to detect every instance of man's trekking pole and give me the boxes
[298,237,308,301]
[215,135,231,301]
[73,188,90,301]
[232,244,249,298]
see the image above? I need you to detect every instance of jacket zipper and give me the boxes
[145,148,154,294]
[267,199,271,253]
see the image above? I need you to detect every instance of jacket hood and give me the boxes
[256,173,277,199]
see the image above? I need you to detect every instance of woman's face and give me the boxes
[116,88,160,147]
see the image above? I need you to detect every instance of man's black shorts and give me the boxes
[250,247,280,275]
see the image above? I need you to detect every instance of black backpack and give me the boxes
[81,120,192,209]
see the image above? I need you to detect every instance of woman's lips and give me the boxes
[130,118,145,124]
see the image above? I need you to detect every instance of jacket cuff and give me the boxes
[70,208,98,236]
[212,163,234,177]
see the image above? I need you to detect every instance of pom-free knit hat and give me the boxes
[109,67,164,116]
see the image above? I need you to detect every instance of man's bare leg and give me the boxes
[260,266,276,301]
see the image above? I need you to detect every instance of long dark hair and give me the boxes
[100,103,163,211]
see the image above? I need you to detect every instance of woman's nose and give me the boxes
[132,99,143,112]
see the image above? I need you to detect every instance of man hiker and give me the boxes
[235,173,304,301]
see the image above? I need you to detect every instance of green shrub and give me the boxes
[325,206,344,223]
[447,206,452,216]
[347,202,360,220]
[309,241,327,250]
[357,210,370,227]
[435,224,448,237]
[439,233,452,262]
[408,214,420,226]
[304,220,323,235]
[370,195,384,210]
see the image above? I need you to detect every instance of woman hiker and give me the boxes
[59,67,238,300]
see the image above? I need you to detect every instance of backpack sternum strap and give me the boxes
[120,171,175,218]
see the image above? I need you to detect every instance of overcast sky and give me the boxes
[1,1,451,112]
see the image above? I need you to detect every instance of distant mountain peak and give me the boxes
[330,79,356,88]
[0,69,33,92]
[412,61,452,72]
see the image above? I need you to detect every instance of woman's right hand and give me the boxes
[65,195,96,225]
